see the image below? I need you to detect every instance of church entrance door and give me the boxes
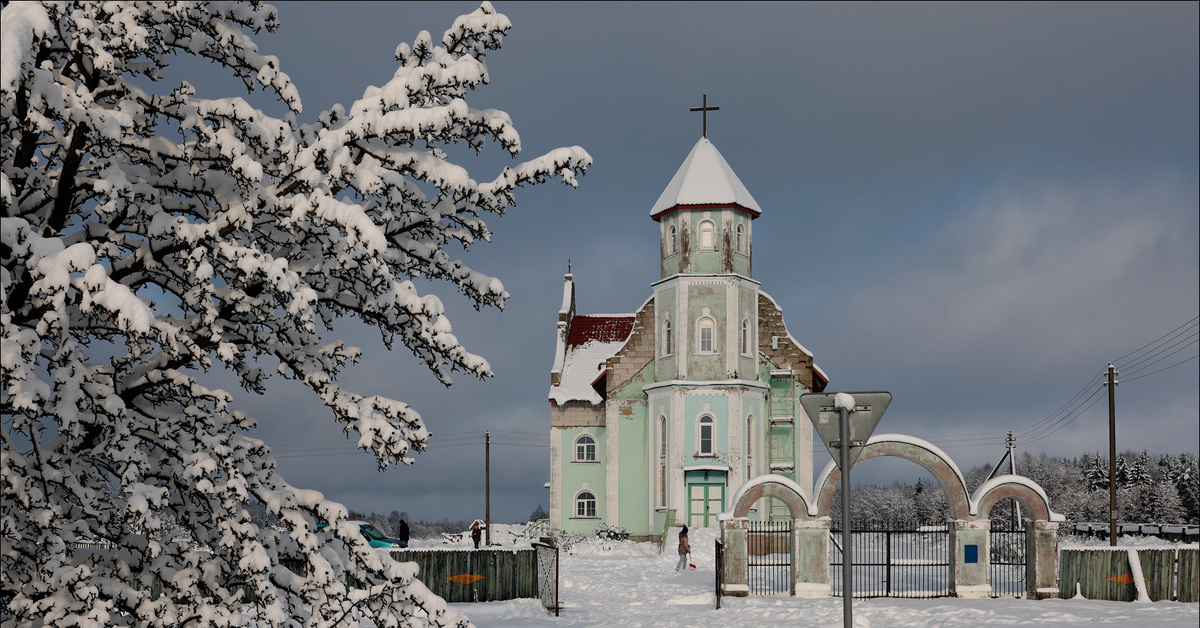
[688,483,725,527]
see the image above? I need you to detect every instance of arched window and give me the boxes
[659,416,667,457]
[574,434,596,461]
[698,317,715,353]
[736,224,744,253]
[698,220,715,249]
[575,491,597,518]
[699,416,715,455]
[666,225,677,256]
[662,318,672,356]
[740,318,750,355]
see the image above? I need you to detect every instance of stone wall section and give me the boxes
[551,401,605,428]
[757,294,824,392]
[606,300,656,398]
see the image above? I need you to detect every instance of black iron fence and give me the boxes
[989,528,1026,597]
[830,523,950,599]
[714,539,724,609]
[747,520,792,596]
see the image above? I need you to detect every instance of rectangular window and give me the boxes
[700,325,713,353]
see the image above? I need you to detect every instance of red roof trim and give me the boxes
[650,203,761,222]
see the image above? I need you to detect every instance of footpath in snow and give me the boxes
[423,526,1199,628]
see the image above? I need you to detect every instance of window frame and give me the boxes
[735,223,745,254]
[698,415,715,456]
[661,317,673,357]
[574,490,598,518]
[666,224,677,256]
[697,317,715,354]
[574,433,597,462]
[698,220,716,250]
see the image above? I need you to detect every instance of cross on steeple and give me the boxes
[690,94,719,138]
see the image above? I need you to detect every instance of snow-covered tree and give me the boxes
[1,2,589,626]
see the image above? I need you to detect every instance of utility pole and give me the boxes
[1106,364,1118,547]
[485,430,491,547]
[1007,432,1020,530]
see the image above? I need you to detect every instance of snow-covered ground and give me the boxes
[420,526,1199,628]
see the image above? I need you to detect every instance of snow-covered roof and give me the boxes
[649,137,762,220]
[548,315,635,405]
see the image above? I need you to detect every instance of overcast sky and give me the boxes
[192,2,1198,524]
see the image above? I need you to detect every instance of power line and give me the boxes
[1122,354,1199,383]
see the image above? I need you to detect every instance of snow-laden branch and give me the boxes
[1,2,588,626]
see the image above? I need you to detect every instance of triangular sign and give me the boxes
[799,392,892,470]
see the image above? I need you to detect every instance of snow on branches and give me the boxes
[1,2,589,626]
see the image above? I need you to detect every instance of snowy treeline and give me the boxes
[1,2,588,627]
[829,450,1199,530]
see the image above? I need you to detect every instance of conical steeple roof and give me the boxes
[649,137,762,220]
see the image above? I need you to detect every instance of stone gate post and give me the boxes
[793,517,831,597]
[721,518,749,597]
[1025,520,1059,599]
[950,518,991,598]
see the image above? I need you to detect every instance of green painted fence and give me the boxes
[1060,547,1199,602]
[387,548,539,603]
[1179,548,1199,603]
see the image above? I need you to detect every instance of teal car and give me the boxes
[317,521,408,549]
[351,521,407,549]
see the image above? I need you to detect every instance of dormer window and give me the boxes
[698,220,715,250]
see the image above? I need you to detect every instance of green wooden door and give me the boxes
[688,483,725,527]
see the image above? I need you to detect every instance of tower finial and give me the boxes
[690,94,719,138]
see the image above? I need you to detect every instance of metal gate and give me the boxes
[830,524,950,598]
[747,520,792,595]
[990,527,1026,597]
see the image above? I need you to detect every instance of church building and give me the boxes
[547,134,828,538]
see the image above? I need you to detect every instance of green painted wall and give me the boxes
[686,283,725,380]
[654,287,676,381]
[617,400,651,535]
[558,426,606,535]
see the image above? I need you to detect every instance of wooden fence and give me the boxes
[387,548,539,603]
[1060,547,1199,602]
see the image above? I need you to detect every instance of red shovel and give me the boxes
[688,555,696,569]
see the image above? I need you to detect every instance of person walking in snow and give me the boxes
[675,525,691,571]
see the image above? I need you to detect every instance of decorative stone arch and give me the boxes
[731,475,812,519]
[972,475,1054,522]
[814,435,971,520]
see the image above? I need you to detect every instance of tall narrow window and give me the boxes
[575,491,597,518]
[746,416,754,480]
[574,434,596,461]
[740,319,750,355]
[699,416,714,455]
[658,417,667,507]
[698,317,714,353]
[667,225,677,255]
[662,318,672,356]
[736,224,745,253]
[698,220,715,249]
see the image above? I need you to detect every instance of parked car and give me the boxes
[348,521,408,549]
[316,521,408,549]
